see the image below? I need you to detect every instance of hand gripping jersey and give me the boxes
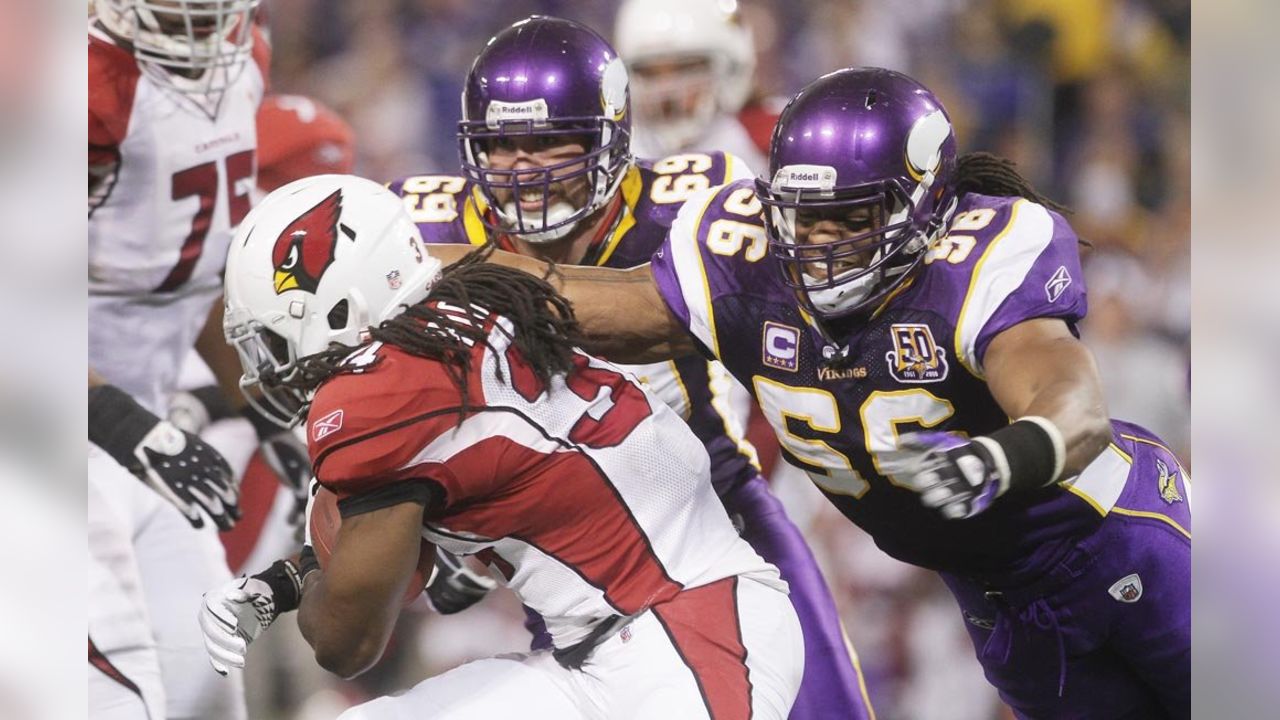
[306,307,780,649]
[88,24,268,414]
[653,181,1156,580]
[388,152,761,496]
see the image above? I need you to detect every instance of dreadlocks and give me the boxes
[282,245,582,414]
[953,152,1069,214]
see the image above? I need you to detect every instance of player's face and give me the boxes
[146,0,227,78]
[631,55,715,127]
[483,134,593,213]
[150,0,221,38]
[791,204,883,281]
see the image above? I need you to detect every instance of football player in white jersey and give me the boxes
[200,175,805,720]
[613,0,765,170]
[170,92,358,580]
[88,2,269,718]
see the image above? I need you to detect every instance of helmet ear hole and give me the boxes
[326,299,350,331]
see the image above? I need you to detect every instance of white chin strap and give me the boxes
[498,199,580,243]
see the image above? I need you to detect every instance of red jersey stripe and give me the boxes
[428,433,684,615]
[652,577,753,720]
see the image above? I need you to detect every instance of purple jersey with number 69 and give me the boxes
[652,179,1180,581]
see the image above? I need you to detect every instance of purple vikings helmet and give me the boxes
[458,16,631,243]
[757,67,958,326]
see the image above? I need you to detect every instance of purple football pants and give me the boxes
[524,474,873,719]
[942,426,1190,719]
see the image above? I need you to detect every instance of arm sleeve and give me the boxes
[306,366,466,510]
[308,360,523,516]
[953,201,1088,376]
[721,152,757,184]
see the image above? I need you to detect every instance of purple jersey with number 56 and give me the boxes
[389,152,763,496]
[652,179,1148,580]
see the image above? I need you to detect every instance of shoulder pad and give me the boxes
[387,174,486,246]
[88,33,141,151]
[931,195,1087,376]
[306,344,476,500]
[650,179,773,359]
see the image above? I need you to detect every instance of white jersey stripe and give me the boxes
[1059,443,1132,515]
[395,407,567,471]
[666,186,724,358]
[953,199,1054,377]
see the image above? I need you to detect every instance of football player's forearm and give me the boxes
[1012,370,1111,476]
[432,244,689,363]
[298,575,393,679]
[297,504,424,679]
[570,267,691,363]
[986,327,1111,477]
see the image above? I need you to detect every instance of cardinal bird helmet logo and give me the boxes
[272,190,344,294]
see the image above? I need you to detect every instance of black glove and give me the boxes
[90,384,240,530]
[170,385,313,526]
[426,547,497,614]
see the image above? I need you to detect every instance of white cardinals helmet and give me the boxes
[613,0,755,156]
[223,174,442,426]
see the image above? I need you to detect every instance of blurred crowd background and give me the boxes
[229,1,1189,718]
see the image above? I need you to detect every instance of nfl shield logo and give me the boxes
[1108,573,1143,603]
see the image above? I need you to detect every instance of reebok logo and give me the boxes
[312,409,345,442]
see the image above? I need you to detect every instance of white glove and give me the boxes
[199,576,280,675]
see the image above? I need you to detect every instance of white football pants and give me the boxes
[88,446,245,720]
[339,574,804,720]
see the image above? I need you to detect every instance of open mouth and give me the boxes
[518,188,550,211]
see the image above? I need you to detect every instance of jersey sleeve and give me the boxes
[721,151,757,185]
[88,35,140,166]
[307,350,509,516]
[650,179,764,362]
[386,174,481,246]
[953,199,1088,376]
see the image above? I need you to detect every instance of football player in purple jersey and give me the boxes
[427,67,1191,719]
[388,17,874,719]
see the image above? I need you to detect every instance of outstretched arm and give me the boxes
[426,244,694,363]
[880,318,1111,520]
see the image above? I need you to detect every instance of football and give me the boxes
[308,485,436,606]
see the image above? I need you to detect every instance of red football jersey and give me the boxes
[306,306,777,649]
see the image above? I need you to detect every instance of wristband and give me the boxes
[298,545,320,580]
[189,385,238,424]
[88,384,157,464]
[983,416,1065,494]
[253,558,306,614]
